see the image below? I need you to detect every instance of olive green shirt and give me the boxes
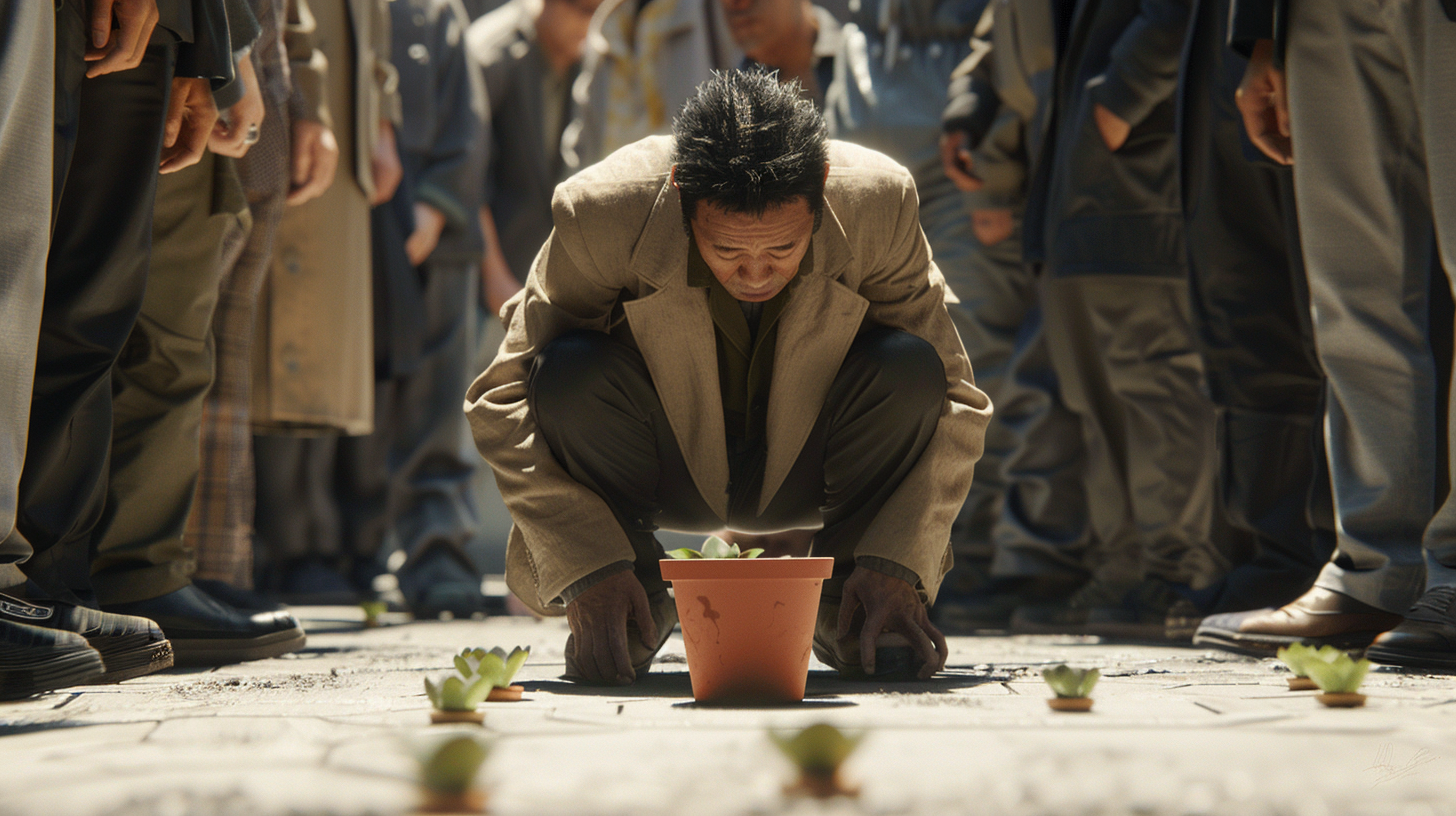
[686,242,810,444]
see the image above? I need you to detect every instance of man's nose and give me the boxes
[739,260,772,283]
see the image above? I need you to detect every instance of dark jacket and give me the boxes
[1229,0,1455,58]
[391,0,488,265]
[466,0,577,282]
[1022,0,1191,278]
[156,0,242,88]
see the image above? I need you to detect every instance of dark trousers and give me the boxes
[1180,0,1335,613]
[3,2,173,600]
[529,327,945,596]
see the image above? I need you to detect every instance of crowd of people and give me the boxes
[2,0,1454,699]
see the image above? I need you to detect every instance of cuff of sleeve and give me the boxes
[212,79,244,111]
[855,555,922,590]
[1086,72,1153,133]
[416,182,471,230]
[557,561,636,606]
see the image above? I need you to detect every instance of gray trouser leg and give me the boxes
[1288,0,1456,609]
[1042,274,1224,590]
[0,0,53,559]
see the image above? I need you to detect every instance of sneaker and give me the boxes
[1,619,105,700]
[1366,585,1456,672]
[0,593,172,683]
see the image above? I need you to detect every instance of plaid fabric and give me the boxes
[185,0,292,587]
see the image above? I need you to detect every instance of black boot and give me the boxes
[1,618,105,700]
[0,593,172,683]
[103,583,306,667]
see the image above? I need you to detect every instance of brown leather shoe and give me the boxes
[1192,587,1403,655]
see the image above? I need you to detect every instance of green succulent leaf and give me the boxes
[496,646,530,685]
[409,731,494,794]
[1042,664,1100,698]
[360,601,387,619]
[701,535,736,559]
[769,723,864,776]
[666,548,703,559]
[739,548,765,559]
[425,672,492,711]
[1276,643,1313,676]
[1303,652,1371,694]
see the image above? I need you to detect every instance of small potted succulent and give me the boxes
[425,671,492,724]
[1275,643,1342,691]
[409,730,493,814]
[770,723,864,799]
[1043,664,1099,712]
[455,647,531,702]
[360,600,389,629]
[659,535,832,703]
[1304,651,1372,708]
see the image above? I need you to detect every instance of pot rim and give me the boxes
[659,556,834,581]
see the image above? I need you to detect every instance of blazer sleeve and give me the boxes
[465,188,639,610]
[1086,0,1192,131]
[415,1,486,230]
[1226,0,1277,56]
[211,0,262,109]
[176,0,238,86]
[852,169,993,601]
[285,0,331,127]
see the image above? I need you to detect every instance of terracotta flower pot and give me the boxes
[429,710,485,725]
[486,685,523,702]
[1046,696,1094,712]
[660,556,833,703]
[1287,676,1317,691]
[1317,692,1367,708]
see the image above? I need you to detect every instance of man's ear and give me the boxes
[670,164,679,190]
[823,162,830,184]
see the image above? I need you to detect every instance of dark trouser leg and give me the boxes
[1180,0,1335,613]
[89,153,249,605]
[15,29,173,601]
[530,328,945,597]
[252,434,343,589]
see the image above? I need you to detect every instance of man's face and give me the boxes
[690,198,815,303]
[719,0,803,56]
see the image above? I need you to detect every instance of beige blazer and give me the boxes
[467,136,992,612]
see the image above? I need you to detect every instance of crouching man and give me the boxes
[467,71,991,685]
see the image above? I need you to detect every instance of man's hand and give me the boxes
[836,566,948,679]
[371,120,403,206]
[210,56,265,158]
[160,77,217,173]
[939,131,983,192]
[1093,103,1131,152]
[406,203,447,266]
[85,0,159,77]
[479,205,523,314]
[1236,39,1292,165]
[287,119,339,205]
[971,208,1014,248]
[565,571,659,685]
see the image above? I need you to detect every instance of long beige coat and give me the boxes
[467,136,993,612]
[252,0,400,435]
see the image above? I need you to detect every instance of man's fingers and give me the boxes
[91,0,116,48]
[574,629,602,683]
[86,4,157,77]
[162,84,187,149]
[292,130,316,186]
[836,590,861,642]
[1270,67,1291,139]
[604,615,635,685]
[630,584,658,650]
[858,605,889,676]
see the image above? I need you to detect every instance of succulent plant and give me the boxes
[360,600,388,627]
[1303,652,1371,695]
[454,646,531,689]
[1043,664,1100,699]
[410,730,493,794]
[425,672,493,712]
[666,534,764,560]
[770,723,864,799]
[1276,643,1344,677]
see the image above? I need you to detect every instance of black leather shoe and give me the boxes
[192,579,287,613]
[103,584,306,667]
[0,593,172,683]
[1366,585,1456,672]
[1,619,105,700]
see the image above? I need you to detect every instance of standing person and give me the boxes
[0,0,110,699]
[1010,0,1226,638]
[333,0,489,619]
[469,0,602,309]
[185,0,342,607]
[721,0,840,107]
[251,0,403,602]
[469,72,990,684]
[559,0,741,173]
[1197,0,1456,671]
[931,0,1092,630]
[1174,0,1334,633]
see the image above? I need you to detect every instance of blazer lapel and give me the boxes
[623,177,731,520]
[759,203,866,513]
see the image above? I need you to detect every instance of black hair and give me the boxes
[672,70,829,233]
